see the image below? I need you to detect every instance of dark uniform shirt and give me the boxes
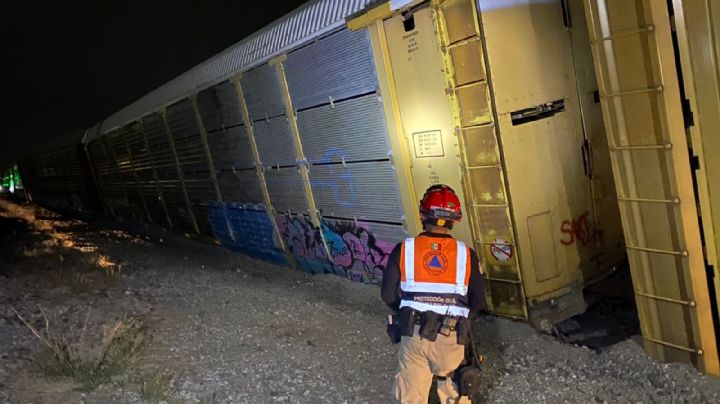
[381,231,487,313]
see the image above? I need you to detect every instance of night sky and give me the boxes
[0,0,309,169]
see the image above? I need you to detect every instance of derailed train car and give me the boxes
[17,145,100,212]
[18,0,720,374]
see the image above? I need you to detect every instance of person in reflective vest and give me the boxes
[382,184,486,403]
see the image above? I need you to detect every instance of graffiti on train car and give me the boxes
[560,211,594,247]
[309,147,358,208]
[275,214,395,284]
[208,202,287,264]
[310,176,356,207]
[277,215,329,271]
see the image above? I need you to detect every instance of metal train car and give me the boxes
[16,145,99,212]
[17,0,720,374]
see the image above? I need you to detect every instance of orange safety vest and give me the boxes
[398,236,472,317]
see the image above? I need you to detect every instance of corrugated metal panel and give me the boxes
[217,169,265,204]
[297,94,389,164]
[18,145,97,211]
[159,180,195,233]
[135,166,165,225]
[172,136,209,173]
[209,202,287,263]
[241,63,286,121]
[275,213,327,274]
[166,99,209,173]
[192,210,213,236]
[139,113,195,231]
[197,80,244,132]
[183,172,216,203]
[206,126,255,171]
[323,218,406,251]
[142,113,178,178]
[252,116,297,167]
[276,212,405,283]
[309,161,402,222]
[83,0,377,143]
[93,137,123,213]
[166,99,199,139]
[215,80,244,128]
[264,167,309,214]
[88,139,120,215]
[125,125,153,173]
[103,127,149,222]
[338,220,405,251]
[183,171,215,236]
[285,28,378,110]
[197,86,223,133]
[321,218,406,283]
[87,142,108,184]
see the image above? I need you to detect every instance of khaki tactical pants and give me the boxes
[393,325,471,403]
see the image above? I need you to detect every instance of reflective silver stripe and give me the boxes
[400,281,466,294]
[404,238,415,287]
[399,301,470,317]
[401,238,470,296]
[455,241,468,295]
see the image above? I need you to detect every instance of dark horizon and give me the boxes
[0,0,308,169]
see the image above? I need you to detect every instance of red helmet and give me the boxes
[419,184,462,223]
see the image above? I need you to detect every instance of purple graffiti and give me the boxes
[275,214,394,284]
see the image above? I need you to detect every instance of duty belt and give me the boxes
[414,312,462,335]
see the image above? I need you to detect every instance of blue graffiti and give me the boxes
[312,147,347,165]
[321,223,348,257]
[308,147,357,208]
[207,202,287,264]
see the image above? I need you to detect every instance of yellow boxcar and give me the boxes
[353,0,719,374]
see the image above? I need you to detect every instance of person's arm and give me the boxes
[467,249,487,313]
[381,242,403,311]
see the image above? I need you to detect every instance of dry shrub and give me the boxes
[21,239,60,258]
[71,272,89,294]
[22,246,39,258]
[85,253,117,277]
[137,371,174,402]
[13,308,146,391]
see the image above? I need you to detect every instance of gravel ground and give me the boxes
[1,197,720,403]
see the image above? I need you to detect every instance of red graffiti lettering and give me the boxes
[560,220,574,245]
[560,212,594,247]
